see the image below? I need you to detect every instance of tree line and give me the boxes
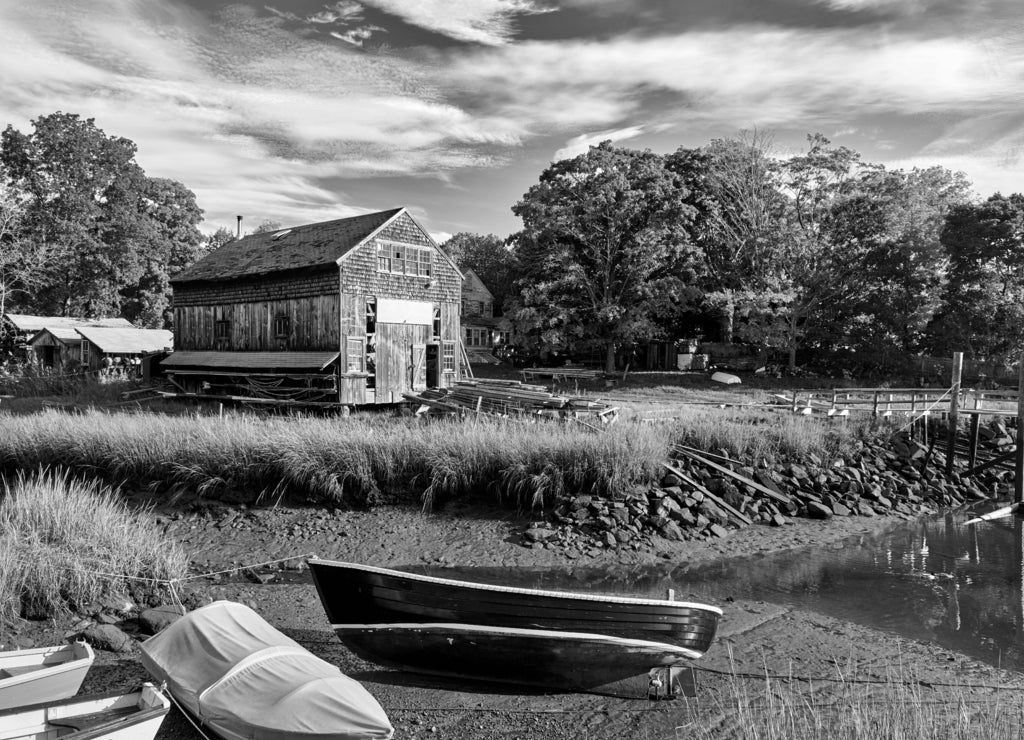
[446,134,1024,374]
[1,111,1020,375]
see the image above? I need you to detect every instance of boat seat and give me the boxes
[47,707,137,733]
[0,665,40,678]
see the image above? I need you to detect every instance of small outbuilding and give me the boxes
[165,207,464,405]
[75,326,174,373]
[6,315,134,368]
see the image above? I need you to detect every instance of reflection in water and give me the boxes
[421,512,1024,673]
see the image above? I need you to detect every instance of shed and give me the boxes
[75,326,174,372]
[5,315,134,367]
[27,326,86,370]
[166,207,464,405]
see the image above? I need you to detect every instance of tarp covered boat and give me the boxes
[139,600,393,740]
[0,642,94,710]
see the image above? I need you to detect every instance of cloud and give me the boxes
[360,0,553,45]
[553,125,648,160]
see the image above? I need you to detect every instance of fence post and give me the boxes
[945,352,963,475]
[1017,360,1024,505]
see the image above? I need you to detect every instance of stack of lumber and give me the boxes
[403,379,619,423]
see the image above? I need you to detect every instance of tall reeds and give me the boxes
[0,469,188,622]
[0,411,669,509]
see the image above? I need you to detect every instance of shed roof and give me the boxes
[161,351,340,371]
[75,327,174,354]
[29,327,84,345]
[3,314,133,333]
[171,208,404,284]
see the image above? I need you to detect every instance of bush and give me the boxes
[0,468,188,622]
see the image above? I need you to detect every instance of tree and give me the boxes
[251,219,283,235]
[0,172,52,326]
[671,132,788,343]
[0,112,203,321]
[927,193,1024,362]
[440,232,516,313]
[510,141,700,372]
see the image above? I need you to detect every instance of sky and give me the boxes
[1,0,1023,243]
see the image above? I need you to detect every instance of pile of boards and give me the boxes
[403,379,619,424]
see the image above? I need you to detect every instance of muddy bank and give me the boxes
[6,502,1024,740]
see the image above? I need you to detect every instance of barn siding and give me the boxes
[339,212,463,401]
[173,293,340,351]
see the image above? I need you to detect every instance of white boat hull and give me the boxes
[0,683,169,740]
[0,643,95,711]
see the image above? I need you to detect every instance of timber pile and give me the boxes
[403,379,619,423]
[520,430,1005,555]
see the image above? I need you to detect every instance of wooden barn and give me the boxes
[5,315,133,367]
[164,207,464,406]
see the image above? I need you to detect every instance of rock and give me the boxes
[139,605,187,635]
[770,513,788,527]
[806,501,833,520]
[708,524,730,538]
[660,473,683,488]
[525,527,558,543]
[832,503,852,516]
[602,532,617,548]
[83,624,134,653]
[659,521,687,541]
[788,464,809,480]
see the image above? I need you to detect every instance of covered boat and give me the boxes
[0,642,94,710]
[0,683,168,740]
[139,600,393,740]
[307,559,722,695]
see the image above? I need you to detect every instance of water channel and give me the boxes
[424,509,1024,674]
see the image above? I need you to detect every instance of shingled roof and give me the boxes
[172,208,404,284]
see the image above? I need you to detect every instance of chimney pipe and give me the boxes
[236,215,242,239]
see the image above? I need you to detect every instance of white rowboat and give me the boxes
[0,642,95,711]
[0,683,169,740]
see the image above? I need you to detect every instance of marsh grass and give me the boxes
[676,655,1024,740]
[665,406,870,463]
[0,411,669,509]
[0,469,188,622]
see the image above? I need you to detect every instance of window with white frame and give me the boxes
[442,341,456,373]
[377,241,432,277]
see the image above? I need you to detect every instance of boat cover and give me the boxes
[139,601,393,740]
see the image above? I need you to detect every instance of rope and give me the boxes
[892,386,955,434]
[163,686,216,740]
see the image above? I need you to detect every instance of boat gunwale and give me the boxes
[331,621,706,659]
[309,559,723,614]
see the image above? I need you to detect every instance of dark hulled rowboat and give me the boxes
[307,559,722,694]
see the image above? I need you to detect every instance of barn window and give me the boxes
[432,306,441,340]
[214,320,230,340]
[81,340,90,364]
[273,314,290,338]
[442,341,456,374]
[346,336,365,374]
[365,298,377,334]
[377,241,433,276]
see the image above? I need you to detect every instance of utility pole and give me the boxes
[1016,357,1024,505]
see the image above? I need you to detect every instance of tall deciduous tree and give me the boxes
[440,232,516,313]
[511,141,700,372]
[928,193,1024,362]
[0,112,203,323]
[0,172,52,325]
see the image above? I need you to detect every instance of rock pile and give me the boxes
[521,431,1008,554]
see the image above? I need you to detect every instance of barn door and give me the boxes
[411,343,427,391]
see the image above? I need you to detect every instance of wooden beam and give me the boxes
[963,449,1017,478]
[671,445,791,506]
[945,352,963,474]
[662,462,753,527]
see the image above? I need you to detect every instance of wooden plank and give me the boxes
[963,449,1016,478]
[662,462,753,527]
[671,446,792,505]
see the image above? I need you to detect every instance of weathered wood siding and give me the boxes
[339,212,463,402]
[173,270,340,352]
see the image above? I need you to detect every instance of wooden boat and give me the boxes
[140,600,394,740]
[307,559,723,694]
[0,642,95,711]
[0,683,169,740]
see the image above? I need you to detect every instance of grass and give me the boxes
[676,654,1024,740]
[0,411,671,509]
[0,469,188,622]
